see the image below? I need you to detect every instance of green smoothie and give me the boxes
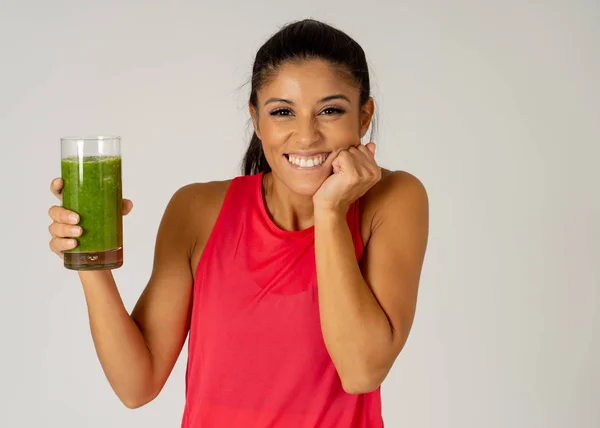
[61,156,123,253]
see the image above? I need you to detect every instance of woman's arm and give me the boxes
[314,171,429,394]
[78,184,202,408]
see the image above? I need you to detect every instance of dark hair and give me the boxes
[242,19,373,176]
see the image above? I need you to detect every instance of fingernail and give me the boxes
[69,239,77,247]
[72,227,81,236]
[69,214,79,223]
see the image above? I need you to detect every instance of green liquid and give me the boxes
[61,156,123,253]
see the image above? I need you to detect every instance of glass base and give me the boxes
[64,247,123,271]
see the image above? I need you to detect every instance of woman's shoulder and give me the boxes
[359,169,428,244]
[174,179,233,205]
[165,179,235,270]
[366,169,427,203]
[172,173,261,204]
[166,179,234,227]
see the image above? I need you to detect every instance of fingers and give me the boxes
[48,205,81,257]
[347,146,362,159]
[364,142,376,155]
[49,237,78,256]
[346,144,381,181]
[51,178,63,201]
[49,222,81,239]
[351,143,376,159]
[338,144,378,168]
[48,180,132,260]
[48,205,80,225]
[346,146,372,168]
[331,148,349,167]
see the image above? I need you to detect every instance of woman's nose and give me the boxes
[294,116,320,146]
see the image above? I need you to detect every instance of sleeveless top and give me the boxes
[181,172,384,427]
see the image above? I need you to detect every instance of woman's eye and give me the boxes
[269,107,345,117]
[270,108,292,116]
[321,107,345,115]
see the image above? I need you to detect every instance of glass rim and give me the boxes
[61,135,121,141]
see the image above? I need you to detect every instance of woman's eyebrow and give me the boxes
[264,97,293,106]
[319,94,351,104]
[264,94,351,107]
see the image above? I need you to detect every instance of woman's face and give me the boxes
[251,59,374,197]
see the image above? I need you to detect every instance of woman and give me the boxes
[47,19,429,428]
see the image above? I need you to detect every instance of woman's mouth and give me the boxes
[284,152,330,169]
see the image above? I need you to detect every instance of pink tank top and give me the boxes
[181,172,383,427]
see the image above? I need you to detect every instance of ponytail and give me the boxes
[242,132,270,176]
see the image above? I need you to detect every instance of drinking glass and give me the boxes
[60,136,123,270]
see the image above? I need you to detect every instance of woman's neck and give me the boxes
[262,172,315,232]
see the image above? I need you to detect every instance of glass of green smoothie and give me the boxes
[60,136,123,270]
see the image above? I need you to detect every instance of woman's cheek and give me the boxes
[324,123,361,147]
[261,122,292,145]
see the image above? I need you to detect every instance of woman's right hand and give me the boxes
[48,178,134,259]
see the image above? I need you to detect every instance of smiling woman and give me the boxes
[47,18,429,428]
[250,58,374,199]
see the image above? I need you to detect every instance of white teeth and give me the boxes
[287,154,328,168]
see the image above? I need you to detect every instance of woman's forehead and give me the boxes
[257,60,360,103]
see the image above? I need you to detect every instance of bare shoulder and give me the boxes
[171,179,232,215]
[359,169,429,245]
[367,169,428,209]
[165,179,233,274]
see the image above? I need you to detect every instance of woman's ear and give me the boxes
[359,97,375,138]
[249,103,261,139]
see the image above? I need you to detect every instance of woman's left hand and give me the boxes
[313,142,382,214]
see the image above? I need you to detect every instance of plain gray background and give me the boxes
[1,1,599,427]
